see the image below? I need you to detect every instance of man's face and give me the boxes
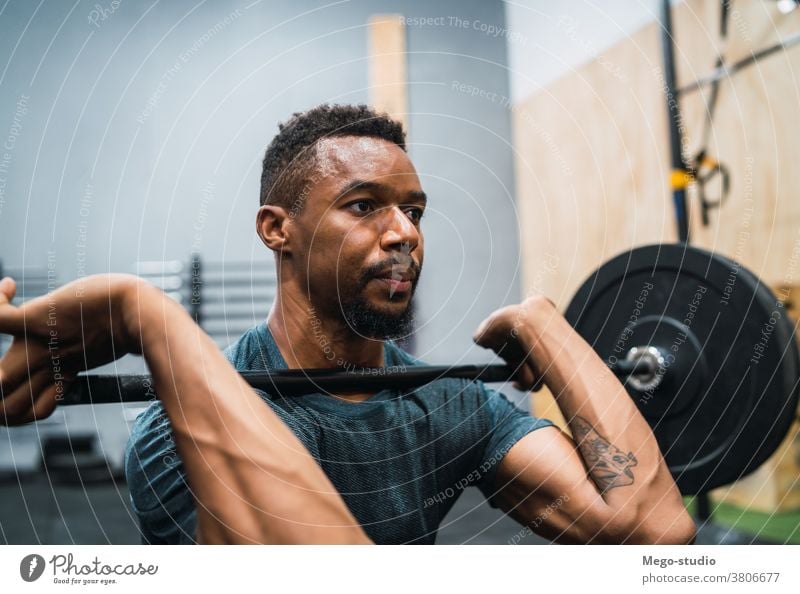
[291,135,425,340]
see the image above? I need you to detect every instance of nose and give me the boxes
[379,205,420,254]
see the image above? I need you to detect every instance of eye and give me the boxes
[347,200,373,215]
[405,207,424,223]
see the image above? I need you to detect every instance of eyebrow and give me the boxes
[335,179,427,205]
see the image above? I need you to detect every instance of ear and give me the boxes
[256,205,292,254]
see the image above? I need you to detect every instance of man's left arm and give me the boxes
[473,296,696,545]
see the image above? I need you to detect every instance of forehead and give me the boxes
[313,136,418,185]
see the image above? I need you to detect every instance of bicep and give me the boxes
[491,426,632,544]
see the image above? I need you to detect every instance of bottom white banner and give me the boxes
[1,545,797,593]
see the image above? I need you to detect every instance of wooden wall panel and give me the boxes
[368,14,408,132]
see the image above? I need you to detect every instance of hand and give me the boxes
[0,274,145,425]
[472,295,557,392]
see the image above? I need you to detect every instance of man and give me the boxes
[127,102,694,545]
[0,104,695,545]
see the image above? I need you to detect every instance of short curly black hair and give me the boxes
[259,103,406,210]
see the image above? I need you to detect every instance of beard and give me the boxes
[341,293,416,340]
[339,255,421,340]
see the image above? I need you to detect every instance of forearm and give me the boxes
[123,280,370,544]
[521,311,686,532]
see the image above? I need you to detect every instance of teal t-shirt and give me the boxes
[124,322,554,544]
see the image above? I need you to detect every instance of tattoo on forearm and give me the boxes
[571,415,638,493]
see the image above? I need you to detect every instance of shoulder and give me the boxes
[126,400,174,459]
[125,401,184,505]
[384,342,469,403]
[383,339,426,368]
[124,401,197,543]
[387,342,538,416]
[222,323,270,370]
[385,341,494,406]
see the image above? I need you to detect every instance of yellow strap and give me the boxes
[670,169,694,190]
[700,156,718,169]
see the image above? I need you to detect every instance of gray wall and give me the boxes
[0,0,521,369]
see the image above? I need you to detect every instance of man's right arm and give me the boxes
[0,275,370,544]
[123,278,372,544]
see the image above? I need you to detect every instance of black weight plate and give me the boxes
[564,243,800,495]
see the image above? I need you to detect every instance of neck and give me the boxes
[267,286,386,403]
[267,284,385,373]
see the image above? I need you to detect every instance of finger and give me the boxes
[511,364,537,392]
[0,276,22,334]
[0,277,17,305]
[522,353,547,392]
[0,367,54,426]
[472,316,493,345]
[472,308,512,347]
[17,377,67,424]
[506,340,546,392]
[0,339,49,396]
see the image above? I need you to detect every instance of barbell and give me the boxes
[56,244,800,496]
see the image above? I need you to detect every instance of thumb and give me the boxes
[0,277,16,305]
[0,277,22,334]
[473,313,503,347]
[472,316,491,343]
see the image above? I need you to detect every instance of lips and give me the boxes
[378,271,413,282]
[376,277,412,293]
[373,268,415,294]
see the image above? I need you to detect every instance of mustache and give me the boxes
[360,254,421,285]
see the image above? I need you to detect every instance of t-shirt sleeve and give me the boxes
[124,402,198,544]
[474,384,555,508]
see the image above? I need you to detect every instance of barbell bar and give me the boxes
[59,356,658,406]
